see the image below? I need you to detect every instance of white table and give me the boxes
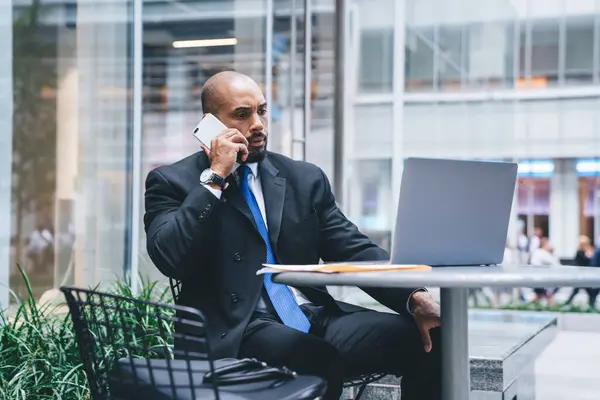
[273,265,600,400]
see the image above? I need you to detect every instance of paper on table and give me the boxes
[257,263,432,275]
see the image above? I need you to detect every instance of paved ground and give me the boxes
[536,331,600,400]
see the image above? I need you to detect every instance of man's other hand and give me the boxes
[411,291,441,353]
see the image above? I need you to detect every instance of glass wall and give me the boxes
[4,0,329,302]
[405,0,600,92]
[5,0,134,305]
[402,0,600,260]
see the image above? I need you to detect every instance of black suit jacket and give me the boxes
[144,151,418,358]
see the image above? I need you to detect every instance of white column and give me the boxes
[550,158,580,259]
[0,0,13,309]
[55,26,79,287]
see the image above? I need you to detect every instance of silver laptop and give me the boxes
[390,157,518,267]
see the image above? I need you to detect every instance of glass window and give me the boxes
[359,29,394,94]
[564,16,595,85]
[405,27,435,92]
[518,22,527,84]
[530,19,560,86]
[355,0,394,94]
[437,26,463,91]
[465,22,516,89]
[9,0,133,302]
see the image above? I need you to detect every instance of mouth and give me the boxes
[248,135,266,148]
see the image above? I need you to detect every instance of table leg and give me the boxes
[440,287,470,400]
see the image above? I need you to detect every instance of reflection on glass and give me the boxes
[9,0,133,302]
[565,16,595,85]
[464,22,516,89]
[530,19,560,87]
[405,28,435,92]
[437,26,463,91]
[359,29,394,94]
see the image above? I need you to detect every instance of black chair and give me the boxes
[61,286,326,400]
[169,278,386,399]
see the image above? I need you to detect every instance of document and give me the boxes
[257,263,431,275]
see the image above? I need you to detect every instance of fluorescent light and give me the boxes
[577,160,600,174]
[172,38,238,48]
[518,161,554,175]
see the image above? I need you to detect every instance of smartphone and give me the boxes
[193,113,227,149]
[193,113,241,172]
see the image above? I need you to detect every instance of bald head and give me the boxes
[201,71,259,115]
[199,71,269,163]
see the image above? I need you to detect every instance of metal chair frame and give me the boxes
[62,285,323,400]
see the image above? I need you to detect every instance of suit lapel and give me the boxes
[223,176,258,231]
[259,156,286,256]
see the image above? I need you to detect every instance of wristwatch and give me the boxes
[200,168,226,189]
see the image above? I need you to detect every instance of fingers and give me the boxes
[237,143,249,162]
[201,144,211,156]
[228,131,249,147]
[220,129,248,144]
[418,323,433,353]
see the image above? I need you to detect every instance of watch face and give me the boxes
[200,169,213,183]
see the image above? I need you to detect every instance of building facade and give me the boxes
[2,0,600,308]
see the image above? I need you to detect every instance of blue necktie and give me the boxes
[240,166,311,333]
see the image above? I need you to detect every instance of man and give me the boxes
[144,71,441,399]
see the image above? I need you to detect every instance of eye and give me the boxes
[258,108,267,116]
[236,111,249,118]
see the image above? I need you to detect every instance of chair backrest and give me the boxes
[169,278,182,303]
[60,286,217,400]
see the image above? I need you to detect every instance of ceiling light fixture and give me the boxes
[172,38,238,48]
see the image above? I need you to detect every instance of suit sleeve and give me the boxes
[315,168,421,315]
[144,169,221,280]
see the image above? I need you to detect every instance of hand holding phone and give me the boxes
[193,114,247,177]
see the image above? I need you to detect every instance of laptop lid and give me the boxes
[390,158,518,267]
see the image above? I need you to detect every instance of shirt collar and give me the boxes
[246,162,259,178]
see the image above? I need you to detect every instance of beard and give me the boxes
[239,133,268,164]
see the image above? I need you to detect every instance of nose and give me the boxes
[249,112,264,133]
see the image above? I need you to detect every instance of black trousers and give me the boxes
[566,287,600,307]
[238,304,441,400]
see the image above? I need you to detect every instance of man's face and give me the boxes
[214,77,268,164]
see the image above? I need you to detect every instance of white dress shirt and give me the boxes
[202,163,310,310]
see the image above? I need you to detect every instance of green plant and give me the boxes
[0,265,173,399]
